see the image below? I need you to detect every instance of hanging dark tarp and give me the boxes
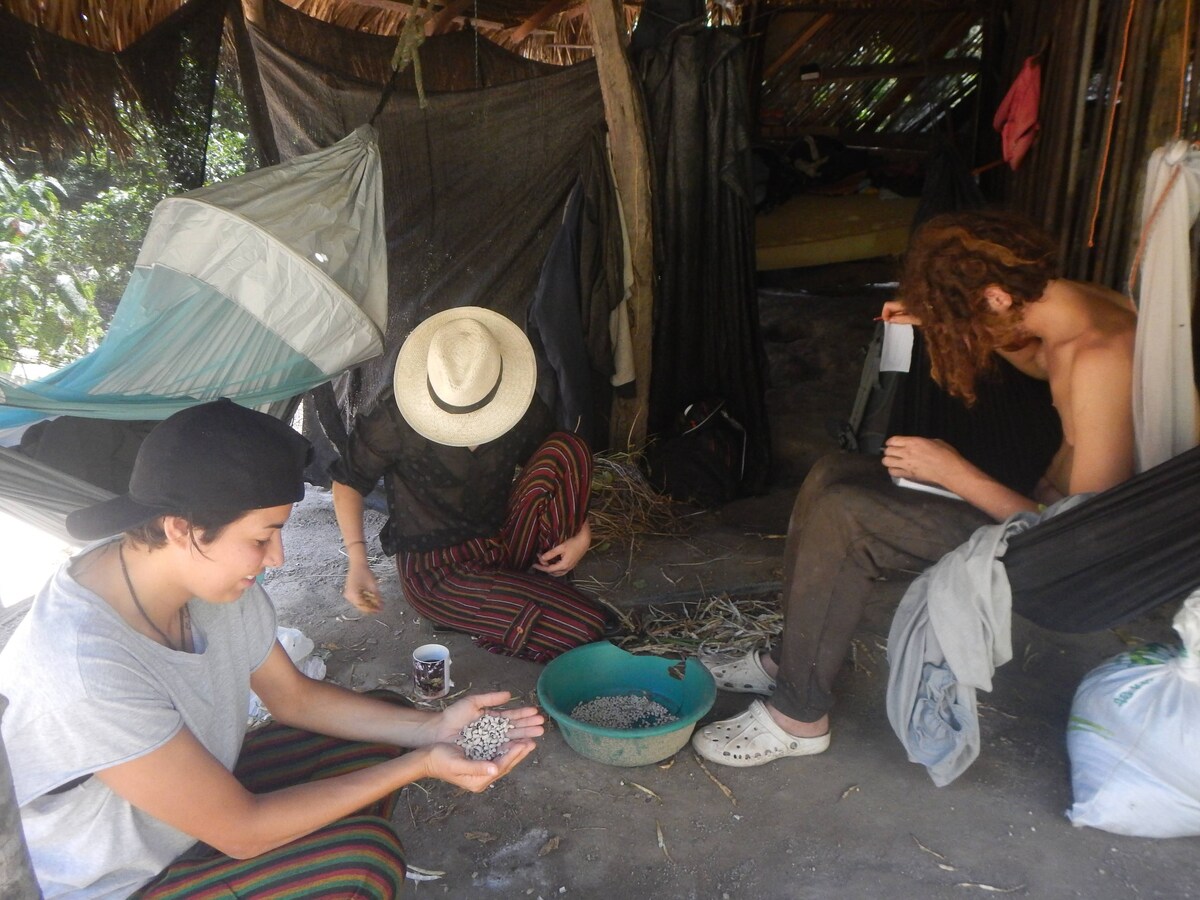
[239,0,618,427]
[636,24,772,495]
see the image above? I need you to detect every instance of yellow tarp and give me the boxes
[755,192,919,270]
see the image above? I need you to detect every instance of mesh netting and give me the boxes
[238,0,613,428]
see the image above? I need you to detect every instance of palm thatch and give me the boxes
[1,0,226,173]
[3,0,187,51]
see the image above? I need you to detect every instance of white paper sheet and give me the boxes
[880,323,914,373]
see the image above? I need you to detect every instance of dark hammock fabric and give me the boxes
[882,138,1062,495]
[237,0,619,436]
[636,25,772,495]
[1,0,226,187]
[911,139,986,231]
[888,339,1063,495]
[1005,444,1200,633]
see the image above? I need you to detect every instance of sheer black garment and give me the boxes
[329,390,554,556]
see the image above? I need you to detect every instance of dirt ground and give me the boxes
[4,262,1198,898]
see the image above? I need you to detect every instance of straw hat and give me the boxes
[393,307,536,447]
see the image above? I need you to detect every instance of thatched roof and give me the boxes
[1,0,608,61]
[3,0,1195,289]
[3,0,994,157]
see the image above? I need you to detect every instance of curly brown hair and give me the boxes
[899,209,1059,405]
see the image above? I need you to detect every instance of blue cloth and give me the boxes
[0,266,324,429]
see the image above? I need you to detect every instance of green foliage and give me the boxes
[0,62,254,372]
[206,63,260,183]
[0,164,103,372]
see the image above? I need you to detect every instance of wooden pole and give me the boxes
[511,0,575,43]
[587,0,654,451]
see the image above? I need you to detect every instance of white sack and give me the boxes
[1066,589,1200,837]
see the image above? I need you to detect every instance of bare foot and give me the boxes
[758,651,779,679]
[765,702,829,739]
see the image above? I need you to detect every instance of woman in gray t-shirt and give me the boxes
[0,400,543,899]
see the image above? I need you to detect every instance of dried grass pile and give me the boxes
[614,593,782,659]
[587,451,683,550]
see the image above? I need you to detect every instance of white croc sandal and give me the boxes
[691,700,830,767]
[701,649,776,695]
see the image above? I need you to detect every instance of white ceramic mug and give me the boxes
[412,643,452,699]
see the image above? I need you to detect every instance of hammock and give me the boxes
[0,125,385,427]
[0,127,386,538]
[1005,443,1200,633]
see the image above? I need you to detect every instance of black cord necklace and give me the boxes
[118,542,190,652]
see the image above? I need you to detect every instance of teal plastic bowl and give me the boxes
[537,641,716,767]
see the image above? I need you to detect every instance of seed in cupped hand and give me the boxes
[457,713,513,761]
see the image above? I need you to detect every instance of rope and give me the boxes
[1127,163,1183,297]
[1124,0,1198,292]
[1086,0,1137,248]
[368,0,432,124]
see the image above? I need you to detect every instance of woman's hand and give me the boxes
[414,691,543,791]
[342,561,382,614]
[880,299,922,326]
[882,436,969,490]
[419,740,538,793]
[421,691,546,747]
[532,520,591,576]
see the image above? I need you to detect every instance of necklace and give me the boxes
[118,542,190,652]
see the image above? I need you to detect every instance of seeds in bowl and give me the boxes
[569,693,679,729]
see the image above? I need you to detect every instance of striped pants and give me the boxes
[131,724,406,899]
[399,432,607,662]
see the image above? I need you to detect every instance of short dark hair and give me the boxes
[124,508,249,550]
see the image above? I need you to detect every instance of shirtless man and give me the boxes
[694,210,1137,767]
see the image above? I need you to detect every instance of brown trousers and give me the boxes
[769,452,991,722]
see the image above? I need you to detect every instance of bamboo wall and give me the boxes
[984,0,1199,289]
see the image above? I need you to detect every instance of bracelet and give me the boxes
[345,540,366,548]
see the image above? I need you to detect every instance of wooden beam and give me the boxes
[334,0,508,32]
[811,58,979,83]
[586,0,654,451]
[768,1,985,13]
[511,0,574,43]
[762,13,832,82]
[426,0,472,34]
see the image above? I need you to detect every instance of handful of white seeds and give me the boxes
[456,712,513,761]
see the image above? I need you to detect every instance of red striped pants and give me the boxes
[399,432,607,662]
[131,724,406,899]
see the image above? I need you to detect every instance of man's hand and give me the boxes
[342,563,383,614]
[532,520,592,576]
[882,436,969,489]
[1032,475,1065,507]
[879,299,922,325]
